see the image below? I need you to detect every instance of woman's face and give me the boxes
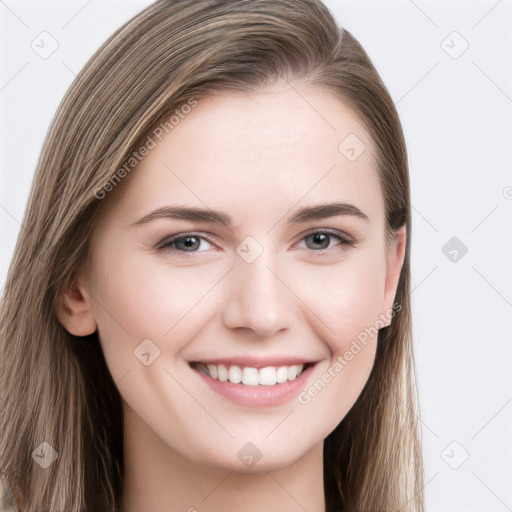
[72,84,404,472]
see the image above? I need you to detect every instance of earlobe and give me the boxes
[55,278,97,336]
[380,225,407,325]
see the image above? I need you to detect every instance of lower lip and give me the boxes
[191,364,315,408]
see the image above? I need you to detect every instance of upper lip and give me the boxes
[189,356,319,369]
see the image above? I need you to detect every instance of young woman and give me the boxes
[0,1,424,510]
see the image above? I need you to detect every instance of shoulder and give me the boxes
[0,473,21,512]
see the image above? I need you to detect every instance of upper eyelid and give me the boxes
[294,229,357,253]
[296,227,354,243]
[154,231,216,250]
[271,225,351,243]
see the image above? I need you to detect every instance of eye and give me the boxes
[299,230,354,251]
[156,233,213,253]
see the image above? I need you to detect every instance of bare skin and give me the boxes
[59,82,405,512]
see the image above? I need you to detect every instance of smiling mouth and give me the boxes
[189,362,314,386]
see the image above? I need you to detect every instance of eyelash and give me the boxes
[154,229,354,257]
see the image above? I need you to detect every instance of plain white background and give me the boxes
[1,1,511,510]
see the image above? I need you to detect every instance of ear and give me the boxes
[55,276,97,336]
[379,225,406,325]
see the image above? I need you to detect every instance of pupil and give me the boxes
[178,236,199,250]
[308,233,329,249]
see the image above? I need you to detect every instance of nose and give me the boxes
[221,256,296,338]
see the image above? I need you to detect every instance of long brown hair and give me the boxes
[0,1,424,510]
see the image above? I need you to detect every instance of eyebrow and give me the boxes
[287,202,369,224]
[130,205,233,227]
[130,201,369,228]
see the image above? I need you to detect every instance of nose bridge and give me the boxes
[221,251,295,337]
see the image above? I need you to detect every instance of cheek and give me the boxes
[86,252,229,446]
[290,246,387,350]
[288,248,386,425]
[90,251,225,340]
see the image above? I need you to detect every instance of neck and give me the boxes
[119,405,325,512]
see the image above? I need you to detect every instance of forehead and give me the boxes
[103,84,383,229]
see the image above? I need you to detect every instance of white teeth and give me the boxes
[217,364,229,382]
[259,367,277,386]
[288,365,299,380]
[242,367,259,386]
[207,364,217,379]
[229,365,242,384]
[195,362,307,386]
[276,366,288,383]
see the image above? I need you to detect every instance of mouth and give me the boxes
[188,359,317,407]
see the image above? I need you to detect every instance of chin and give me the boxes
[188,435,320,475]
